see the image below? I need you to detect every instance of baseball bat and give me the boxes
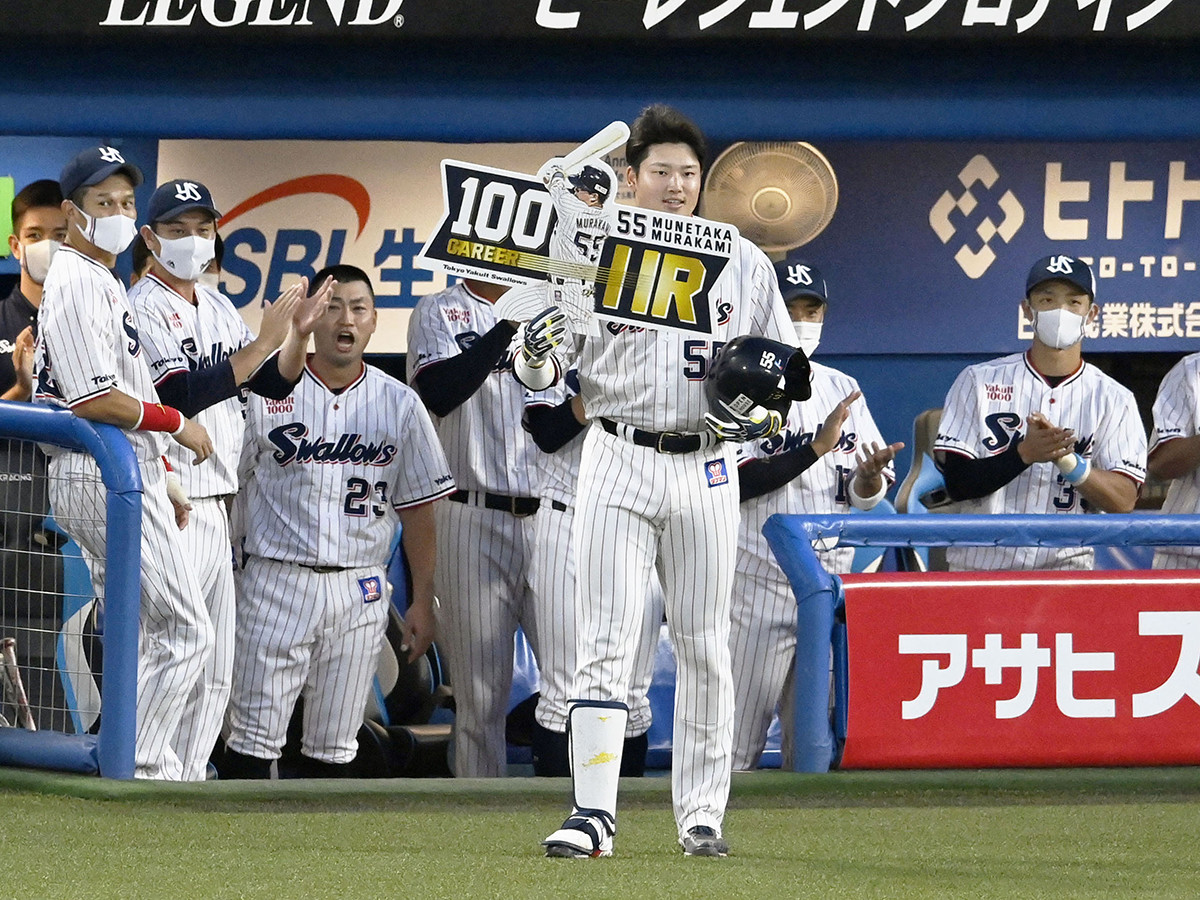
[559,121,630,172]
[1,638,35,731]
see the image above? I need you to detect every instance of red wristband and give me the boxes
[136,401,185,434]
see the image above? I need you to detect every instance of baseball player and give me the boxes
[1147,354,1200,569]
[541,104,795,859]
[522,367,662,777]
[406,278,547,778]
[129,178,330,781]
[223,265,454,778]
[729,257,902,771]
[934,254,1147,571]
[33,145,215,780]
[538,159,614,330]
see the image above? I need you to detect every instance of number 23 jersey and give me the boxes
[238,361,456,568]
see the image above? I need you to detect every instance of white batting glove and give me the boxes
[165,471,193,511]
[521,306,568,365]
[704,399,783,443]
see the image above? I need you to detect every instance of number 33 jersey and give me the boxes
[935,351,1146,570]
[238,361,456,568]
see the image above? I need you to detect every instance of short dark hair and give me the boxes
[311,264,373,298]
[11,179,64,232]
[131,232,153,279]
[212,232,224,272]
[625,104,708,174]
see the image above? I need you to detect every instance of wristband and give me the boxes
[136,401,185,435]
[1054,452,1091,485]
[849,471,888,510]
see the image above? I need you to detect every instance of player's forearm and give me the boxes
[1076,468,1139,514]
[937,443,1029,502]
[245,355,301,401]
[523,400,585,453]
[228,338,278,386]
[412,321,518,417]
[738,444,820,502]
[398,501,438,609]
[1148,435,1200,481]
[71,388,148,428]
[1,382,30,402]
[273,328,308,382]
[156,363,240,417]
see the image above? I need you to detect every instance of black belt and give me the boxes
[301,564,351,574]
[598,417,714,455]
[549,499,569,512]
[449,489,540,517]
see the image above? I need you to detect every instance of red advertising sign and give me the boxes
[839,570,1200,768]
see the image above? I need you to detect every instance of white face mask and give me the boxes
[19,239,61,285]
[73,205,138,256]
[793,320,822,358]
[1033,307,1086,350]
[152,234,216,283]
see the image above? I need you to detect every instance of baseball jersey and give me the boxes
[575,235,794,432]
[406,282,542,495]
[129,274,255,498]
[545,166,611,310]
[935,351,1147,570]
[1149,352,1200,568]
[524,368,583,509]
[34,246,167,463]
[239,361,455,568]
[737,363,893,575]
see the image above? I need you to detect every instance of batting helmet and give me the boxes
[569,165,611,200]
[705,335,812,417]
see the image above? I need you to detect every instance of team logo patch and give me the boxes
[705,459,729,487]
[358,576,382,603]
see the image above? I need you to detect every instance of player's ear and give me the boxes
[625,165,637,190]
[1020,299,1033,323]
[7,234,19,260]
[139,224,159,254]
[1085,299,1099,325]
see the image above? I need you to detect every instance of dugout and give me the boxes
[1,3,1199,497]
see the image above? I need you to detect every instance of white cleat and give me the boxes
[542,810,615,858]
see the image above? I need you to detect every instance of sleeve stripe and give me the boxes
[392,483,457,510]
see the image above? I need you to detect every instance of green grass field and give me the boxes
[2,767,1198,899]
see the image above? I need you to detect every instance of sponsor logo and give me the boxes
[100,0,405,28]
[264,397,294,414]
[929,155,1025,279]
[984,383,1014,402]
[358,575,383,603]
[705,458,729,487]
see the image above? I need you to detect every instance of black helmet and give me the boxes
[704,336,811,417]
[568,165,611,199]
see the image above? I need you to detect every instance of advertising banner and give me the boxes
[805,140,1200,353]
[3,1,1192,42]
[838,570,1200,768]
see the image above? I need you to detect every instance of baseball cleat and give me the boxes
[542,811,615,858]
[680,825,729,857]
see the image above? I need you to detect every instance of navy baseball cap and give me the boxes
[59,145,144,199]
[146,179,222,225]
[1026,255,1096,301]
[774,255,828,304]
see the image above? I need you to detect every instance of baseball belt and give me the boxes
[449,489,540,517]
[598,417,717,455]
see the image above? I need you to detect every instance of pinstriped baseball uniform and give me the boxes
[573,234,793,837]
[407,280,544,777]
[128,273,255,780]
[730,363,893,770]
[544,165,611,325]
[1150,353,1200,569]
[524,370,661,739]
[227,362,454,763]
[935,350,1147,571]
[33,245,213,781]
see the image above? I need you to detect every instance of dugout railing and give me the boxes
[0,400,140,779]
[767,513,1200,773]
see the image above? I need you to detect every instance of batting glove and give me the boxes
[522,306,568,363]
[704,399,784,442]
